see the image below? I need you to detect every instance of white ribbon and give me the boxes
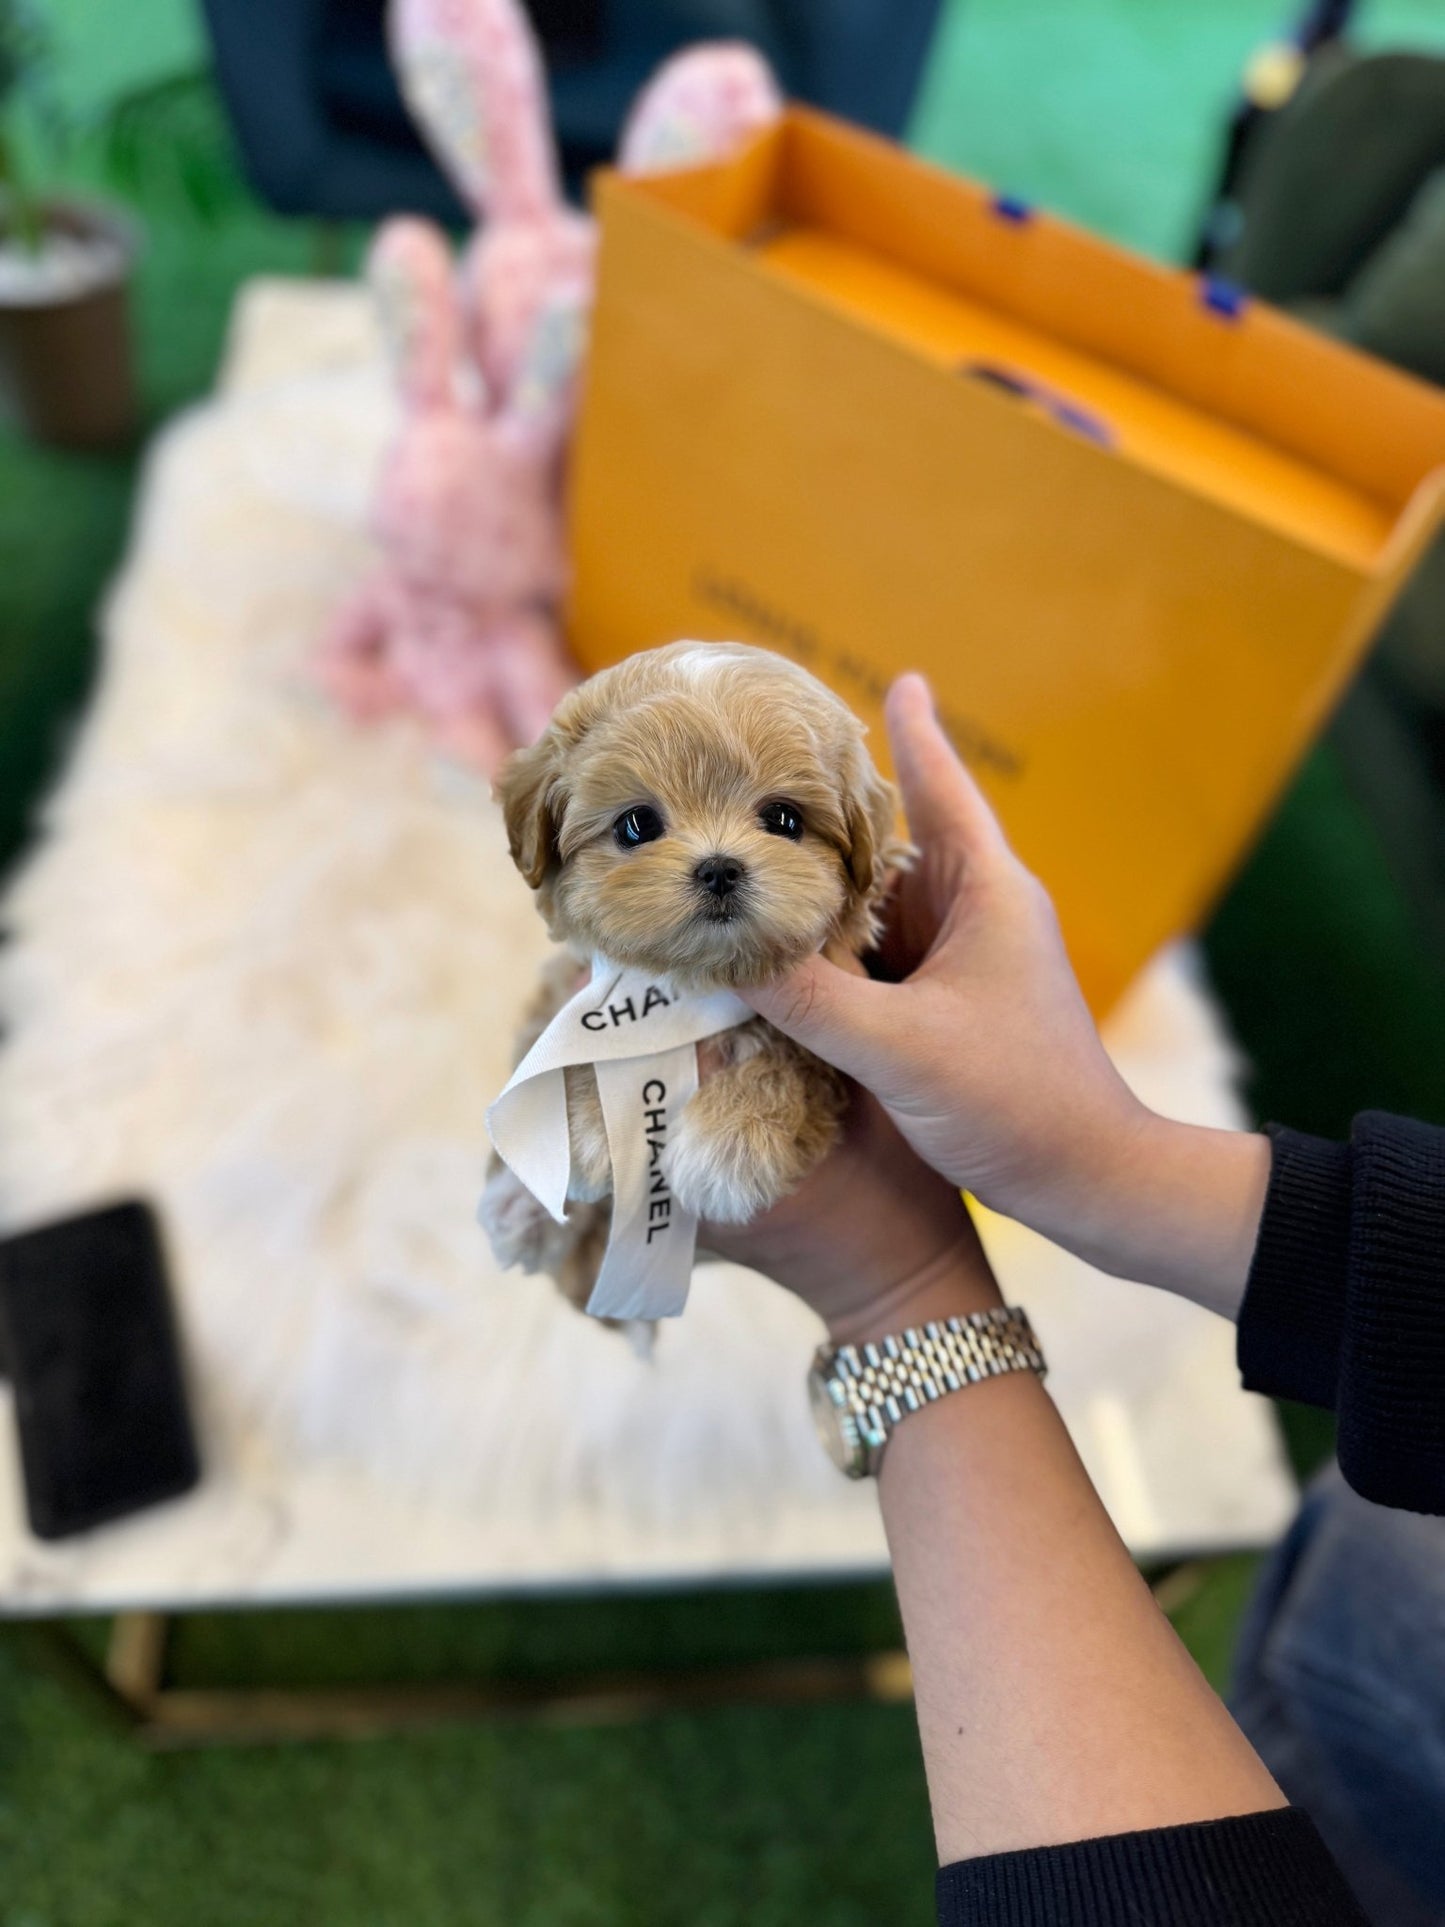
[485,958,752,1320]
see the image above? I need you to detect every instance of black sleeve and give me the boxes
[936,1809,1368,1925]
[1237,1110,1445,1514]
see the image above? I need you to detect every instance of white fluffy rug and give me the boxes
[0,282,1292,1579]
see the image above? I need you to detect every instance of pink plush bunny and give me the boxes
[319,0,782,772]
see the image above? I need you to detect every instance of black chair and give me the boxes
[1193,0,1354,270]
[1193,0,1445,970]
[199,0,944,224]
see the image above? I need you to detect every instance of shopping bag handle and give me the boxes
[960,361,1116,448]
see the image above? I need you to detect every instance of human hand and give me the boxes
[744,676,1271,1313]
[703,1085,1003,1347]
[745,674,1144,1236]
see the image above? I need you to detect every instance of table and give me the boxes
[0,282,1296,1734]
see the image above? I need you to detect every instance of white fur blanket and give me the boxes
[0,281,1294,1586]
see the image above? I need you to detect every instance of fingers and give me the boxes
[742,953,886,1083]
[885,674,1008,862]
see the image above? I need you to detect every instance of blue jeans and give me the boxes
[1232,1465,1445,1926]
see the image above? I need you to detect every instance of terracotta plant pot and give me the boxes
[0,197,138,449]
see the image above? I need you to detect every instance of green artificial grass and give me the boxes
[4,1590,939,1927]
[0,1572,1246,1927]
[4,1,1445,1922]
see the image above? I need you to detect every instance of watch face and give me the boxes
[807,1365,865,1477]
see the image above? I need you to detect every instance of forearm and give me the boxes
[875,1256,1282,1865]
[1026,1109,1273,1323]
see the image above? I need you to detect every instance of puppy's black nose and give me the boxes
[694,854,745,899]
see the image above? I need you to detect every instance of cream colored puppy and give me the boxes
[480,641,905,1309]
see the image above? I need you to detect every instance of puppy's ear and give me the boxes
[497,729,566,888]
[843,750,902,906]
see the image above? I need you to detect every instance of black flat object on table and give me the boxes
[0,1200,200,1540]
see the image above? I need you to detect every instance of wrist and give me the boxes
[987,1087,1153,1255]
[1036,1105,1272,1315]
[824,1233,1004,1349]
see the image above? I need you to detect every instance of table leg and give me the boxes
[34,1569,1203,1750]
[37,1620,912,1750]
[105,1610,169,1709]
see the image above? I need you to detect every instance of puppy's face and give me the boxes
[498,643,900,987]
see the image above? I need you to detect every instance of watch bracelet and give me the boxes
[826,1307,1046,1456]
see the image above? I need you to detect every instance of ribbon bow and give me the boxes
[486,958,751,1319]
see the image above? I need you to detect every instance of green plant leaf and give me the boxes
[98,67,240,228]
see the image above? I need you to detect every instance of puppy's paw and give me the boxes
[663,1123,781,1224]
[663,1057,843,1225]
[564,1062,612,1203]
[554,1198,610,1312]
[479,1160,573,1275]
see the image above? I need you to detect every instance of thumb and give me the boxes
[742,952,887,1082]
[886,674,1008,863]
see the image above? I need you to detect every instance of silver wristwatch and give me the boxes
[807,1307,1047,1479]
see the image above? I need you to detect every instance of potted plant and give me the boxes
[0,0,136,447]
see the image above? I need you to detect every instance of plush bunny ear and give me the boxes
[619,42,782,176]
[369,218,461,407]
[389,0,562,224]
[497,279,591,437]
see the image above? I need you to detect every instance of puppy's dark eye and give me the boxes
[614,805,665,850]
[759,800,804,841]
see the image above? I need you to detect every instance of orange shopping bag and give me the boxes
[567,108,1445,1011]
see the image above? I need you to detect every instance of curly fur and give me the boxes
[483,642,906,1310]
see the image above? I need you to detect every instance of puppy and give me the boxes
[480,641,905,1309]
